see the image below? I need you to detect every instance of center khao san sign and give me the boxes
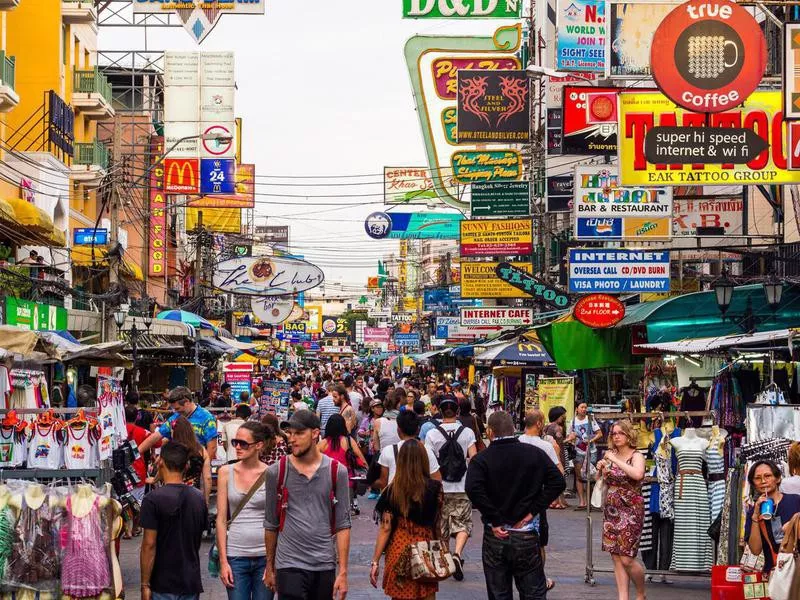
[650,0,766,113]
[213,256,324,296]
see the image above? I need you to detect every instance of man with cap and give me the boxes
[263,410,351,600]
[424,393,477,581]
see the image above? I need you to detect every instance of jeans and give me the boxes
[275,568,335,600]
[227,556,273,600]
[152,594,200,600]
[482,527,547,600]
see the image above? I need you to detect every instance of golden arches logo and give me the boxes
[166,160,197,190]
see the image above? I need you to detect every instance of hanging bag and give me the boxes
[590,477,607,509]
[768,513,800,600]
[395,487,456,582]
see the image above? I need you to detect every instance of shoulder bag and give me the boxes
[209,467,268,577]
[590,477,607,509]
[768,513,800,600]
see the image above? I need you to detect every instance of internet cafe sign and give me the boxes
[403,0,521,18]
[133,1,265,43]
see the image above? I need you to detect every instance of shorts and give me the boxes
[441,492,473,540]
[131,485,146,504]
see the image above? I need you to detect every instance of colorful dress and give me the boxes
[602,454,644,558]
[61,495,111,597]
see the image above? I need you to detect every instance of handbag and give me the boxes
[209,468,268,577]
[590,478,607,509]
[739,545,765,573]
[396,540,456,582]
[768,513,800,600]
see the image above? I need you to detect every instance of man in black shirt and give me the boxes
[466,411,566,600]
[140,442,208,600]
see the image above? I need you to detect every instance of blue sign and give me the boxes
[394,333,420,347]
[424,287,482,311]
[200,158,236,195]
[73,228,108,245]
[387,213,463,240]
[576,218,622,239]
[365,212,392,239]
[568,249,671,293]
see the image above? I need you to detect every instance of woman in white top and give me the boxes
[372,388,402,452]
[781,441,800,495]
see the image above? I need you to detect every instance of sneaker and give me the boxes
[453,554,464,581]
[367,491,379,500]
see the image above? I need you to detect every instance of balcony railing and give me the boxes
[73,68,111,103]
[74,140,109,169]
[0,51,15,90]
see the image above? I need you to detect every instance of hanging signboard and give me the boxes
[402,0,522,18]
[643,127,769,165]
[461,261,533,298]
[451,150,523,184]
[148,136,166,277]
[573,165,672,240]
[322,316,349,338]
[456,70,529,144]
[547,175,573,213]
[223,363,253,399]
[5,298,68,331]
[460,218,533,256]
[470,182,530,218]
[556,0,607,72]
[673,196,744,236]
[259,380,290,414]
[568,249,671,293]
[460,307,534,327]
[650,0,766,114]
[73,228,108,246]
[494,263,571,309]
[573,294,626,328]
[200,158,236,195]
[607,1,674,78]
[189,164,256,208]
[547,108,563,155]
[133,1,265,43]
[562,86,618,155]
[394,333,420,348]
[387,213,463,239]
[164,158,200,194]
[785,23,800,120]
[251,296,294,325]
[364,327,392,344]
[618,91,800,186]
[537,377,575,427]
[213,256,324,296]
[384,167,455,205]
[304,305,323,334]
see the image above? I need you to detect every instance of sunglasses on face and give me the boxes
[230,439,256,449]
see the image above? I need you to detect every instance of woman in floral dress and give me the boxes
[596,419,646,600]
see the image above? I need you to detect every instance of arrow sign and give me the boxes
[644,127,770,165]
[494,263,570,310]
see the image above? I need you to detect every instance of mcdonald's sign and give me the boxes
[164,158,199,194]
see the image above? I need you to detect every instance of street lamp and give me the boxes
[113,304,129,329]
[763,274,783,310]
[712,272,735,316]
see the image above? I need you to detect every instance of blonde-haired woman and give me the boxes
[781,441,800,494]
[596,419,646,600]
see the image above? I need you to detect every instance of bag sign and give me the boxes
[568,249,671,293]
[650,0,766,113]
[573,294,626,328]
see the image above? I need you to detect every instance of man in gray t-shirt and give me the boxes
[264,410,351,599]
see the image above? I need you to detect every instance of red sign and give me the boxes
[573,294,625,329]
[789,122,800,171]
[164,158,199,194]
[650,0,766,113]
[148,137,166,277]
[562,86,618,156]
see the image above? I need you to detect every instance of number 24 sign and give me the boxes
[200,158,236,195]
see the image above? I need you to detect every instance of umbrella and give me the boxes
[388,355,415,369]
[156,310,216,331]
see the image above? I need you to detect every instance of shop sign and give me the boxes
[73,228,108,246]
[5,297,67,332]
[460,218,533,257]
[405,25,524,210]
[213,256,324,296]
[164,158,199,194]
[547,108,563,155]
[387,213,463,240]
[403,0,522,18]
[424,287,483,310]
[47,92,74,157]
[461,261,533,299]
[470,182,529,218]
[392,313,414,323]
[494,262,570,309]
[562,86,617,156]
[618,91,800,186]
[547,175,573,213]
[436,316,500,340]
[384,167,456,205]
[232,244,252,257]
[644,127,769,164]
[189,164,255,208]
[573,165,672,241]
[607,2,673,78]
[368,308,391,319]
[556,0,607,72]
[394,333,420,348]
[460,307,533,326]
[568,249,670,293]
[251,296,293,325]
[284,322,306,333]
[537,377,575,426]
[673,196,743,236]
[573,294,625,328]
[456,70,529,144]
[322,316,349,338]
[148,136,167,277]
[199,158,236,195]
[650,0,766,114]
[785,24,800,120]
[259,379,290,414]
[364,327,392,343]
[133,1,265,43]
[365,212,393,239]
[451,150,523,184]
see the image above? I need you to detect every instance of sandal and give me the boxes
[549,502,567,510]
[574,505,588,511]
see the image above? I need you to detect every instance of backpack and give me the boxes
[434,425,468,483]
[276,456,340,535]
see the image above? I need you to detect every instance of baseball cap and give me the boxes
[439,394,458,409]
[286,411,321,431]
[370,399,384,408]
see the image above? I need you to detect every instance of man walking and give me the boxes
[316,383,337,431]
[140,442,208,600]
[424,394,477,581]
[466,412,565,599]
[375,410,440,489]
[138,386,218,458]
[263,411,351,599]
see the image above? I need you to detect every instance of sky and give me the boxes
[98,1,520,290]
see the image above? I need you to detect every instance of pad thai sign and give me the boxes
[213,256,324,296]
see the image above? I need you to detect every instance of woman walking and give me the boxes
[216,421,271,600]
[260,413,289,465]
[596,419,646,600]
[319,413,368,515]
[171,416,212,507]
[372,390,401,453]
[370,441,444,599]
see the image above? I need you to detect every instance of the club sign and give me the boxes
[214,256,324,296]
[650,0,766,113]
[495,263,570,309]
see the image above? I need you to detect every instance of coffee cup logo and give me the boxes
[675,21,743,88]
[687,36,738,79]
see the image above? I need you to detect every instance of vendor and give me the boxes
[745,459,800,573]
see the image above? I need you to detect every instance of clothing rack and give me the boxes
[582,410,714,586]
[0,468,102,481]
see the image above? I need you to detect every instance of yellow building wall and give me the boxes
[0,10,15,202]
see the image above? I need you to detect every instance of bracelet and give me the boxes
[371,561,379,567]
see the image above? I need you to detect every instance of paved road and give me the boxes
[119,498,711,599]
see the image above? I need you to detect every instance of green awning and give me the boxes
[536,315,638,371]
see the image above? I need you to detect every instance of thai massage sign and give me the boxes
[403,0,521,18]
[213,256,324,296]
[573,165,672,241]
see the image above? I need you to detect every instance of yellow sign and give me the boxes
[459,218,533,257]
[461,262,532,298]
[619,91,800,186]
[623,217,671,239]
[304,305,323,334]
[186,208,241,233]
[537,377,575,427]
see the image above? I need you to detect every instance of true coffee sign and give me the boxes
[650,0,766,113]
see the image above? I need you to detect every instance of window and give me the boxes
[62,25,67,65]
[73,37,79,69]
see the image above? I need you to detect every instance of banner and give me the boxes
[403,0,522,18]
[562,86,617,155]
[148,136,166,276]
[537,377,575,426]
[556,0,607,72]
[384,167,455,205]
[259,380,291,415]
[134,3,265,44]
[304,305,323,334]
[188,163,255,208]
[457,70,529,143]
[186,207,241,234]
[224,363,253,400]
[607,1,673,78]
[461,261,532,298]
[5,298,67,331]
[387,212,463,239]
[470,181,530,217]
[460,218,533,256]
[618,91,800,186]
[364,327,392,344]
[673,196,744,236]
[569,249,670,293]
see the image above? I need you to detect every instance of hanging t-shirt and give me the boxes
[27,423,63,469]
[0,367,11,410]
[63,424,99,470]
[0,426,25,467]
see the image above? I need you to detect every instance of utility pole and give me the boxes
[194,210,204,298]
[105,115,123,342]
